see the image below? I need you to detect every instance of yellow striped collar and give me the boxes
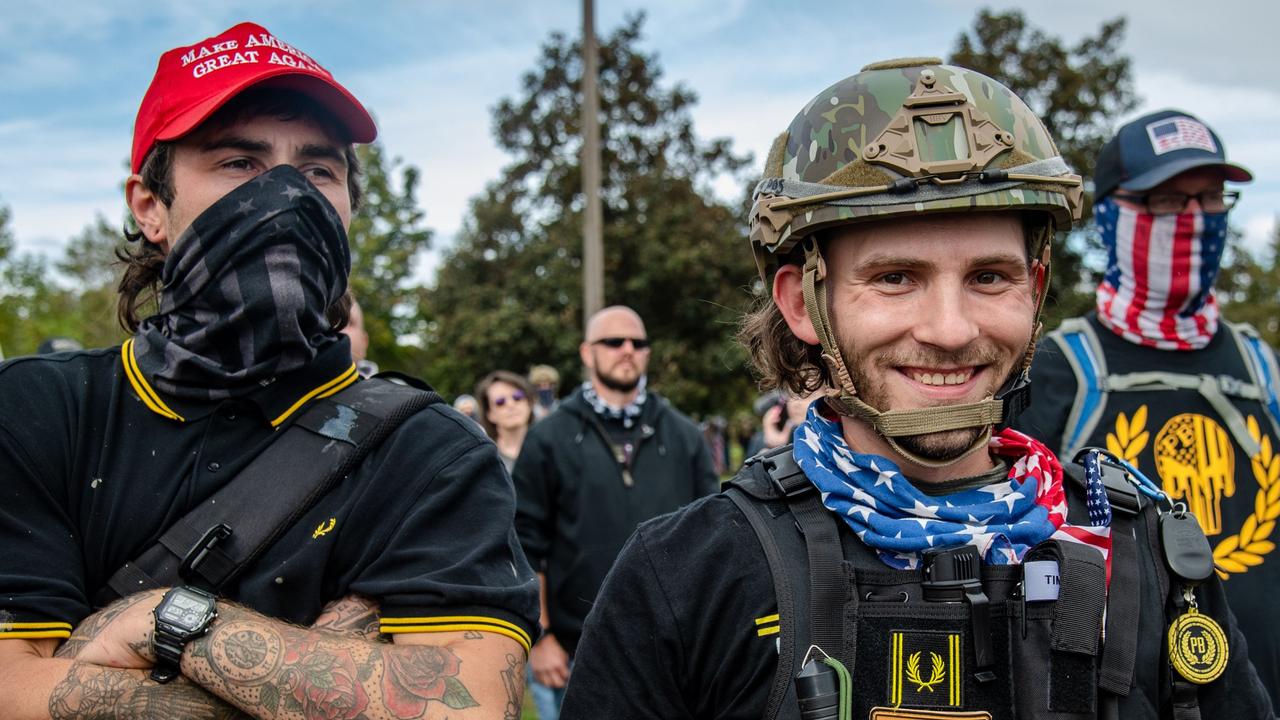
[120,339,358,427]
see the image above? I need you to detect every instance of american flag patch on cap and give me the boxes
[1146,117,1216,155]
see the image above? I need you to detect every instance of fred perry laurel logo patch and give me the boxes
[312,517,336,539]
[888,630,963,709]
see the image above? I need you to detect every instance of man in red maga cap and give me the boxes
[0,22,537,719]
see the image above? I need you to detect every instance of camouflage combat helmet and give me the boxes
[751,58,1084,468]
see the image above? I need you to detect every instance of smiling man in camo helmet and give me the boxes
[560,58,1270,719]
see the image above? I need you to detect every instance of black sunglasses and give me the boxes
[593,337,651,350]
[493,390,526,407]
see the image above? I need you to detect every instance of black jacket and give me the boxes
[513,386,719,654]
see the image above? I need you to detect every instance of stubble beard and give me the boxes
[843,341,1012,462]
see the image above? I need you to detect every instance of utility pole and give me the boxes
[581,0,604,329]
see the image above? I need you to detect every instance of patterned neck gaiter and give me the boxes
[132,165,350,401]
[792,402,1112,574]
[581,376,648,429]
[1094,197,1229,350]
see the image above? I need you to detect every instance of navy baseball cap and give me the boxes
[1094,109,1252,200]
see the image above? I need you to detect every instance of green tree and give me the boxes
[1220,221,1280,346]
[56,215,130,348]
[421,15,757,415]
[0,210,128,358]
[950,9,1139,328]
[346,142,434,372]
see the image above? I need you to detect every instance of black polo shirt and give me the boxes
[0,341,539,651]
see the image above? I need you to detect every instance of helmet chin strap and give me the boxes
[799,235,1051,469]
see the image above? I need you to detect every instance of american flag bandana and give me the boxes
[793,403,1112,580]
[1094,197,1228,350]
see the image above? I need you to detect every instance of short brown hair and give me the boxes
[116,87,364,332]
[475,370,536,440]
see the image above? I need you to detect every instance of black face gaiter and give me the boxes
[132,165,350,401]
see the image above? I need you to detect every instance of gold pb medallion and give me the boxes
[1168,606,1229,684]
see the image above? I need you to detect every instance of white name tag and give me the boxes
[1024,560,1061,602]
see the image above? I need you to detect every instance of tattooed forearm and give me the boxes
[48,661,248,720]
[501,653,525,720]
[185,604,488,719]
[311,594,382,639]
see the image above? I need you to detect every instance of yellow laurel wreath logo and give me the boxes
[906,651,946,692]
[1212,415,1280,577]
[1107,405,1150,465]
[312,517,337,539]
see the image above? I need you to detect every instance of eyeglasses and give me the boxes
[493,391,527,407]
[1112,190,1240,215]
[592,337,651,350]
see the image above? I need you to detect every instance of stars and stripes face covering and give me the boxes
[793,402,1113,578]
[132,165,350,401]
[1094,197,1228,350]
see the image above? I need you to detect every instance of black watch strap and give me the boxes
[150,631,186,683]
[150,586,217,684]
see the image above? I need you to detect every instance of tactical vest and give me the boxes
[1051,319,1280,461]
[726,446,1160,720]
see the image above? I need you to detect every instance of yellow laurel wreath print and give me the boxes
[1107,405,1150,466]
[1212,415,1280,578]
[906,651,945,692]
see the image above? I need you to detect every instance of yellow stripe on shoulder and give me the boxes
[756,625,780,637]
[754,613,780,626]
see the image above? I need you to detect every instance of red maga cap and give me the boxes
[131,22,377,173]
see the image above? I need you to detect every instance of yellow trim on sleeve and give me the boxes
[121,339,185,422]
[269,363,359,427]
[756,625,781,637]
[381,624,532,652]
[0,630,73,639]
[754,613,780,626]
[380,615,533,649]
[0,621,73,640]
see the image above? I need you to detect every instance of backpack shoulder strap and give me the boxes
[1048,317,1110,459]
[1228,322,1280,436]
[726,456,796,720]
[100,378,442,605]
[727,445,852,720]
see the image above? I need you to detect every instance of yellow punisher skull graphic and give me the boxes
[1156,414,1235,535]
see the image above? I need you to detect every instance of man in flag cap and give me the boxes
[0,22,537,718]
[561,63,1270,718]
[1017,109,1280,706]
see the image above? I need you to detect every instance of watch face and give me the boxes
[159,590,211,628]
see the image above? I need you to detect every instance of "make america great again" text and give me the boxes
[180,30,327,79]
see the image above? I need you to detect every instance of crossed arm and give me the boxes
[0,592,525,720]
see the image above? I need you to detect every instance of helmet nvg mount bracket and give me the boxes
[749,57,1084,468]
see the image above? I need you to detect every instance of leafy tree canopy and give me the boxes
[421,14,758,416]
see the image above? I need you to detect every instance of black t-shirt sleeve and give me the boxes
[346,407,540,651]
[561,525,692,719]
[0,358,87,638]
[564,493,779,719]
[1014,340,1079,457]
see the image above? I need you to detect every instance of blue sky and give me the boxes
[2,0,1276,283]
